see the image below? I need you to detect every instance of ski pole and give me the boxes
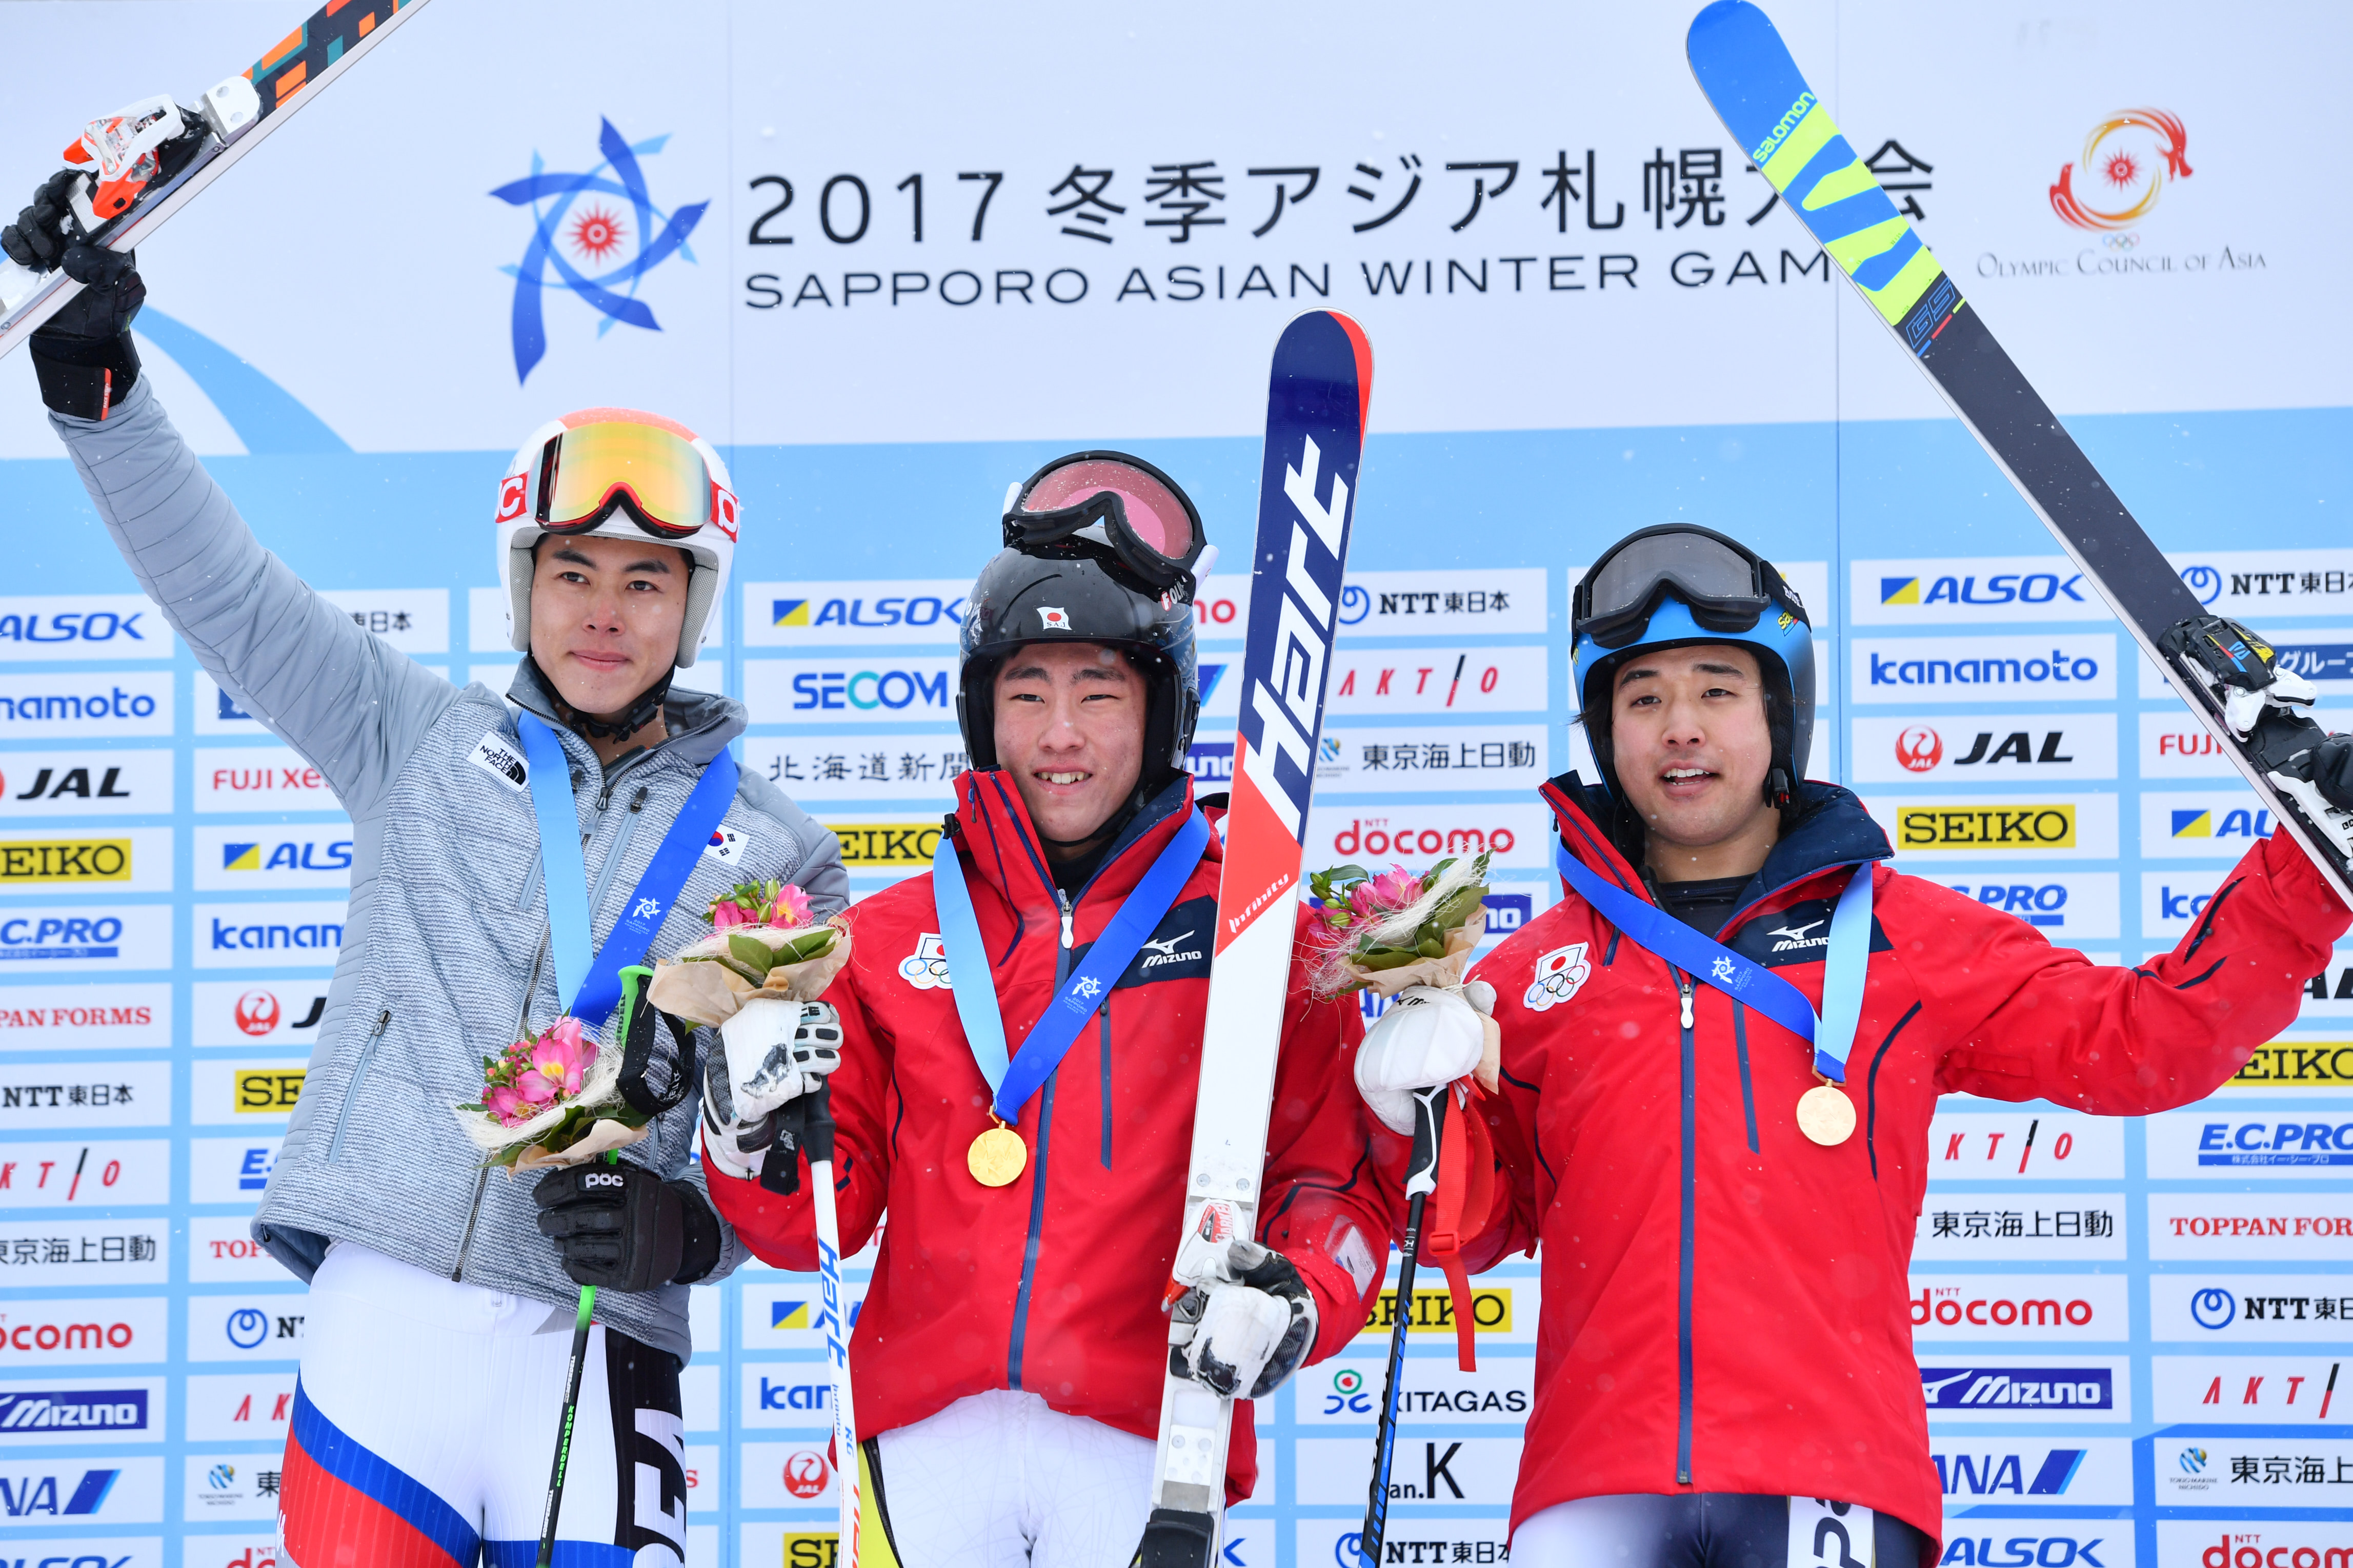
[757,1076,860,1568]
[1359,1082,1450,1568]
[535,1149,617,1567]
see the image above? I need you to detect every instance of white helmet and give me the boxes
[493,406,738,668]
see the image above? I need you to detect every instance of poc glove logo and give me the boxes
[583,1172,626,1190]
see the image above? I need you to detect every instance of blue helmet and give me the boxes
[1572,524,1815,808]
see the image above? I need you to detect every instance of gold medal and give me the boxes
[968,1124,1028,1187]
[1796,1082,1856,1147]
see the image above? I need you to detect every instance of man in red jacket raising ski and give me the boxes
[1354,524,2353,1567]
[701,454,1391,1566]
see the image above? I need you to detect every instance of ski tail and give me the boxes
[1685,1,2353,908]
[1137,309,1371,1568]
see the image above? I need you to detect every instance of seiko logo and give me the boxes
[1139,930,1203,968]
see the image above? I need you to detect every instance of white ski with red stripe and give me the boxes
[1136,308,1374,1568]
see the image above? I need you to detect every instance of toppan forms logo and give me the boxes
[491,118,708,384]
[2052,110,2191,232]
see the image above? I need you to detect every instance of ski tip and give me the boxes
[1687,0,1766,60]
[1279,308,1374,438]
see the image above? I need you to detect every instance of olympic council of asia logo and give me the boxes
[2050,109,2192,233]
[490,118,709,383]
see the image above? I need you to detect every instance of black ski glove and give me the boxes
[2311,735,2353,813]
[534,1162,723,1292]
[5,169,146,420]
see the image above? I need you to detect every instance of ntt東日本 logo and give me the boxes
[2051,110,2191,232]
[490,118,708,384]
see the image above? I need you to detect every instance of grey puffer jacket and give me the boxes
[53,378,849,1361]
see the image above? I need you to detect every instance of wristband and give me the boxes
[668,1179,724,1284]
[29,331,139,421]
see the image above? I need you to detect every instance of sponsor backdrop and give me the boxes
[0,1,2348,1564]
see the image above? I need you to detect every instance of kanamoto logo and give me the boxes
[1899,805,2076,850]
[0,841,130,883]
[824,822,941,868]
[2052,110,2191,232]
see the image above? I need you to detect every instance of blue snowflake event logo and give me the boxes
[490,118,708,383]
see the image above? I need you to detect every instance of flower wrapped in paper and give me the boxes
[1305,851,1499,1090]
[453,1014,653,1172]
[645,880,853,1124]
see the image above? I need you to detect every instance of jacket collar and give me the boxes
[949,768,1208,914]
[506,660,748,774]
[1541,770,1892,928]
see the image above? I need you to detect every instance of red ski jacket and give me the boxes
[704,769,1389,1502]
[1461,775,2347,1550]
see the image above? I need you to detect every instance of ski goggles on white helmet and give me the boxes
[496,414,738,542]
[1573,524,1804,649]
[1002,451,1210,598]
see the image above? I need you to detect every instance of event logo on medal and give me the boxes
[491,118,710,383]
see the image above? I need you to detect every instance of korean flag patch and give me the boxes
[705,825,746,865]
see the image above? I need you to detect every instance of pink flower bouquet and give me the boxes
[647,880,853,1030]
[454,1014,650,1171]
[1304,851,1492,1000]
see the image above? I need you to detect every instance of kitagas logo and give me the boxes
[491,118,709,383]
[2052,110,2191,232]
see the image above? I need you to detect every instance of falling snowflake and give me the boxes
[2100,150,2141,190]
[568,203,627,262]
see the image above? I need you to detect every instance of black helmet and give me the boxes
[955,451,1208,795]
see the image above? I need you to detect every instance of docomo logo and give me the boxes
[781,1449,831,1499]
[0,1318,136,1354]
[2169,1214,2353,1239]
[1192,592,1242,629]
[1912,1288,2097,1329]
[1331,819,1516,861]
[2200,1540,2351,1568]
[1897,726,1944,771]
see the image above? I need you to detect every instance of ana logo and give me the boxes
[780,1450,830,1500]
[1524,942,1591,1012]
[2052,110,2191,232]
[0,1467,119,1516]
[2172,806,2272,840]
[1037,606,1072,632]
[1896,726,1944,772]
[897,933,950,990]
[2190,1288,2237,1331]
[490,118,709,384]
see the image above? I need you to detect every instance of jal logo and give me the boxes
[221,839,352,873]
[233,991,325,1037]
[780,1449,830,1499]
[2051,109,2190,231]
[1,766,134,804]
[490,117,707,384]
[1935,1449,2088,1497]
[0,1467,119,1516]
[2173,806,2271,840]
[1896,726,1944,771]
[1922,730,2077,770]
[1880,572,2085,607]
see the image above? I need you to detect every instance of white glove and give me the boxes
[1354,985,1487,1136]
[1170,1239,1320,1400]
[698,1001,843,1182]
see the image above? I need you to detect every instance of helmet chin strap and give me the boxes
[528,654,674,744]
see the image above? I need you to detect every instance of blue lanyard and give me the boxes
[1552,840,1876,1082]
[932,810,1212,1123]
[516,711,741,1028]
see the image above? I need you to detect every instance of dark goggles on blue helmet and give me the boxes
[1573,524,1805,650]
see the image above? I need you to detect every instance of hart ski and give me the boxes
[0,0,433,357]
[1685,0,2353,908]
[1135,309,1373,1568]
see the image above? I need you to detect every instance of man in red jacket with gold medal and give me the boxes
[699,455,1392,1566]
[1352,524,2353,1567]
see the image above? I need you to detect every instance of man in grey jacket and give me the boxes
[7,192,847,1565]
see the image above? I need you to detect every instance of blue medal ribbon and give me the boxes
[1552,839,1874,1082]
[932,810,1212,1123]
[516,711,741,1028]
